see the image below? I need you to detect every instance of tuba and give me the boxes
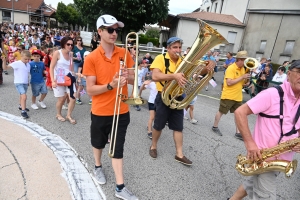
[161,19,228,109]
[235,137,300,178]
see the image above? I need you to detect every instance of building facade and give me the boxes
[242,0,300,64]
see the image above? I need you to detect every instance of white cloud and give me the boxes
[45,0,201,15]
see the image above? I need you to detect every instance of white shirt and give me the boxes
[10,60,31,84]
[272,73,287,83]
[145,82,158,104]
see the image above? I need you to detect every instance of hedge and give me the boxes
[138,36,159,47]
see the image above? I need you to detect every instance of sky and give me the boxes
[44,0,202,15]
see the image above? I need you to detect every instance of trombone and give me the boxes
[108,32,147,158]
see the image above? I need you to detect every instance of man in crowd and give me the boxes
[83,14,138,200]
[149,36,215,165]
[212,51,250,139]
[229,60,300,200]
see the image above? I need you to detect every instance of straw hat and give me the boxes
[236,50,248,59]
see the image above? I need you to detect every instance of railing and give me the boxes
[115,43,167,54]
[2,16,11,21]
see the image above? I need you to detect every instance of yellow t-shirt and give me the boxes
[150,53,182,92]
[13,51,21,61]
[221,62,245,101]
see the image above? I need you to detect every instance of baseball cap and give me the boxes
[31,49,41,56]
[267,58,272,61]
[96,14,124,29]
[289,60,300,70]
[167,37,183,46]
[83,51,90,57]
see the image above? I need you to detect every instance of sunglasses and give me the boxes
[17,49,21,51]
[103,27,121,34]
[66,43,73,47]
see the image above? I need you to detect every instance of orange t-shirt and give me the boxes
[83,46,134,116]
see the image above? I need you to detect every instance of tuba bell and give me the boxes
[161,19,228,110]
[243,57,259,84]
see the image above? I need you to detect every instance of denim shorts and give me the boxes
[78,78,86,87]
[15,83,28,95]
[31,82,48,96]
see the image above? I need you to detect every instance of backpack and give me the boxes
[259,86,300,143]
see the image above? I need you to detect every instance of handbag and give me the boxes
[57,75,71,86]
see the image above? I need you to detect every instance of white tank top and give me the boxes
[55,49,71,76]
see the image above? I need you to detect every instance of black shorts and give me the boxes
[90,112,130,159]
[153,93,183,132]
[148,102,155,110]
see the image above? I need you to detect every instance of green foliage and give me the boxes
[138,36,159,47]
[74,0,169,32]
[56,2,69,23]
[145,28,159,38]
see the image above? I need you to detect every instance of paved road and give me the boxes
[0,69,299,200]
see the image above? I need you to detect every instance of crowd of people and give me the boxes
[1,16,300,200]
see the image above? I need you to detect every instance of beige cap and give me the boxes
[236,50,248,59]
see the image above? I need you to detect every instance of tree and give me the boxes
[66,4,80,30]
[56,2,69,24]
[74,0,169,40]
[145,28,160,38]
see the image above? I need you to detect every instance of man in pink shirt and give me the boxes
[229,60,300,200]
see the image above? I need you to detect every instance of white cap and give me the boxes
[83,51,90,57]
[96,14,124,29]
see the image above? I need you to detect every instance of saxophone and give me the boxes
[161,19,228,110]
[236,137,300,178]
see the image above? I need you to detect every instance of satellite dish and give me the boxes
[146,42,153,51]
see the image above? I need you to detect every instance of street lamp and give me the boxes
[7,0,18,24]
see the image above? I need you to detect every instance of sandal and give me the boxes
[56,115,66,122]
[66,116,76,125]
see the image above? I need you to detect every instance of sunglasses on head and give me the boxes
[77,39,82,41]
[66,43,73,47]
[103,27,121,34]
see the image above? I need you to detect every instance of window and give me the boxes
[214,3,218,13]
[2,11,11,17]
[259,40,267,52]
[207,7,210,12]
[283,40,295,54]
[227,31,237,44]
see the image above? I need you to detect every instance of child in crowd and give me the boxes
[44,48,53,90]
[29,49,48,110]
[139,73,158,138]
[4,50,31,118]
[13,45,24,61]
[76,51,92,104]
[8,40,17,63]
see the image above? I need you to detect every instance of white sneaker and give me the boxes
[183,116,188,120]
[62,105,68,110]
[190,119,198,124]
[31,104,39,110]
[242,89,246,93]
[205,86,208,91]
[38,101,47,109]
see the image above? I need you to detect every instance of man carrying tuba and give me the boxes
[149,37,215,165]
[229,60,300,200]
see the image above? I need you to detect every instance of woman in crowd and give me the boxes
[50,36,77,124]
[90,34,99,51]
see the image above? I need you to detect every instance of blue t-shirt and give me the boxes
[202,55,216,61]
[30,61,45,84]
[54,35,61,46]
[225,57,236,66]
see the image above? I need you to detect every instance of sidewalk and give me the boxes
[0,112,103,200]
[0,117,72,199]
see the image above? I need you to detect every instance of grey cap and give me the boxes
[289,60,300,70]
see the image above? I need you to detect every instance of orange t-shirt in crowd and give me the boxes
[83,45,134,116]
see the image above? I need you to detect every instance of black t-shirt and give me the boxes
[91,39,99,51]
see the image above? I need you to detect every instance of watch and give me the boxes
[107,83,113,90]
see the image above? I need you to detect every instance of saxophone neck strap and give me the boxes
[159,53,173,87]
[258,86,300,144]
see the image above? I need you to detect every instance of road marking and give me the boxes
[198,94,220,101]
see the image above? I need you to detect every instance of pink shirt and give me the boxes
[247,80,300,161]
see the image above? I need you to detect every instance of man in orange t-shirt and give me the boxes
[83,14,138,199]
